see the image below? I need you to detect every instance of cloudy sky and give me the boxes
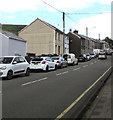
[0,0,112,39]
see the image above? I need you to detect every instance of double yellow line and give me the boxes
[55,66,112,120]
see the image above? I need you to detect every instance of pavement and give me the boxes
[81,72,112,119]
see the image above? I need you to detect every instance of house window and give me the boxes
[58,46,60,55]
[55,32,57,40]
[58,33,60,41]
[55,45,57,54]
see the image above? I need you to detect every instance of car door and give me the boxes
[46,58,55,70]
[61,58,65,67]
[12,57,21,74]
[18,57,28,73]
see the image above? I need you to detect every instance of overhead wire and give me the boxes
[40,0,111,32]
[41,0,63,13]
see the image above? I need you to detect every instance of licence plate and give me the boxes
[33,63,38,65]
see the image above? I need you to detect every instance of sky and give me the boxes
[0,0,112,39]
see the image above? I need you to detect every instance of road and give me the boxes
[2,56,111,119]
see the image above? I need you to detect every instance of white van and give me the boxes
[63,53,78,65]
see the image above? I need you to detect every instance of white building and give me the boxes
[0,30,26,57]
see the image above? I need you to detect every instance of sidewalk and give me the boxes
[81,74,112,119]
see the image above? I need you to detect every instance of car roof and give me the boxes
[0,56,23,58]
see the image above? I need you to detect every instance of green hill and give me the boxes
[2,24,26,35]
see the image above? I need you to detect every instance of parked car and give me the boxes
[63,53,78,65]
[0,56,30,79]
[86,53,91,61]
[30,57,57,72]
[90,52,96,58]
[78,54,87,62]
[0,71,3,76]
[106,50,112,55]
[51,56,68,68]
[98,52,107,59]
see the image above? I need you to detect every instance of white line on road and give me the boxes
[56,71,69,76]
[22,77,48,86]
[90,63,94,65]
[0,91,1,94]
[73,67,81,71]
[83,65,88,68]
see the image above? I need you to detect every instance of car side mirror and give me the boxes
[12,61,17,64]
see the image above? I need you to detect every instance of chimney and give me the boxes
[73,30,78,34]
[69,29,72,32]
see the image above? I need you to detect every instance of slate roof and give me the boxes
[68,31,97,42]
[0,30,26,42]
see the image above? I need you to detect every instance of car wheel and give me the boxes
[60,64,63,69]
[76,62,78,65]
[55,65,57,70]
[72,62,75,66]
[66,63,68,67]
[25,68,30,76]
[7,70,13,80]
[46,66,49,72]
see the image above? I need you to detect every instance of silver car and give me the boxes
[52,57,68,69]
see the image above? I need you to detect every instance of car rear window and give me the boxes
[99,52,105,55]
[79,55,83,57]
[52,57,59,60]
[32,58,43,61]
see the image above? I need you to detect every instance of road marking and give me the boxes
[90,63,94,65]
[83,65,88,68]
[94,61,97,63]
[56,71,69,76]
[73,67,80,71]
[0,91,1,94]
[22,77,48,86]
[55,66,111,120]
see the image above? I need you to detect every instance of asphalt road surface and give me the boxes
[2,56,111,119]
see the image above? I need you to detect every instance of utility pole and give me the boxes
[86,27,88,36]
[63,12,65,54]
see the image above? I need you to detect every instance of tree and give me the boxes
[104,37,113,49]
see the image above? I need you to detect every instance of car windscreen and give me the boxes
[0,57,13,64]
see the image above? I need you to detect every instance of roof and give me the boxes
[68,31,97,42]
[0,30,26,42]
[68,32,81,39]
[19,18,63,34]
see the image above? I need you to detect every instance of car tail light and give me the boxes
[42,61,46,64]
[57,61,60,63]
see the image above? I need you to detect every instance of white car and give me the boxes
[30,57,57,71]
[63,53,78,65]
[86,53,91,61]
[98,52,107,59]
[0,56,30,79]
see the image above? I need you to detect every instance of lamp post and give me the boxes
[63,12,65,54]
[86,26,96,37]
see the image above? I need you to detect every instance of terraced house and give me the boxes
[19,18,68,56]
[68,30,100,56]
